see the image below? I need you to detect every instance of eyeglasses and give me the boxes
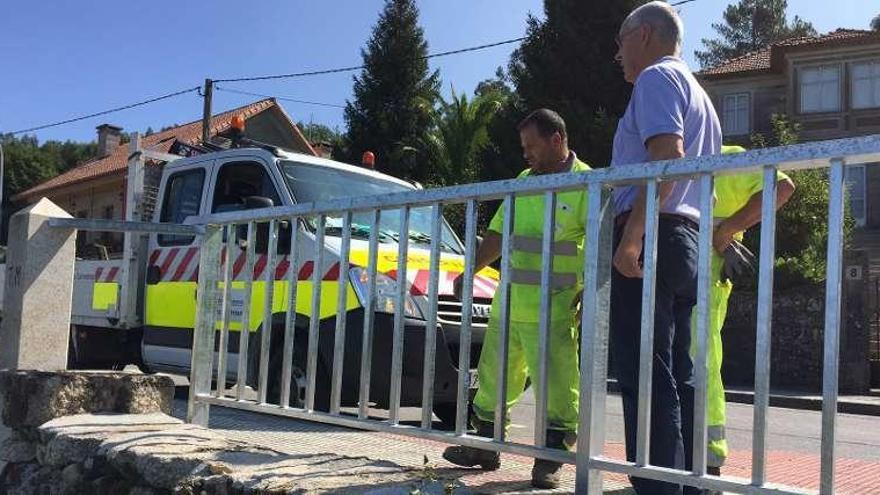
[615,25,641,47]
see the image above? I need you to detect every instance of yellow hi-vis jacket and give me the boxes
[487,156,591,323]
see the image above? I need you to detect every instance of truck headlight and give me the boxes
[349,267,423,319]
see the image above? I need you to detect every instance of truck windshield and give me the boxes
[281,161,463,254]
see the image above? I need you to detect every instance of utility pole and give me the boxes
[201,78,213,145]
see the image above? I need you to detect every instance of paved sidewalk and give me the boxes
[172,400,631,494]
[170,399,880,494]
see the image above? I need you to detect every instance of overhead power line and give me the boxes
[213,37,527,84]
[8,86,201,136]
[215,85,346,109]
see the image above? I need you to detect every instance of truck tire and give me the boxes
[266,332,330,411]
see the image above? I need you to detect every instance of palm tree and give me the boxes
[420,88,506,186]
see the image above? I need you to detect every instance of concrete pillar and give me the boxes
[0,198,76,371]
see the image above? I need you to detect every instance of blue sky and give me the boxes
[1,0,875,144]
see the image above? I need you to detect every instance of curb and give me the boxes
[723,390,880,416]
[605,380,880,416]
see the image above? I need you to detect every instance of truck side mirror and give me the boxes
[243,196,274,210]
[236,196,275,253]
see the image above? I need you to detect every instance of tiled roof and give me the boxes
[699,29,880,78]
[15,98,315,201]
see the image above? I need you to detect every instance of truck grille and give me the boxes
[436,295,492,328]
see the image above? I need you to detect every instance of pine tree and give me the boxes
[696,0,816,69]
[343,0,440,182]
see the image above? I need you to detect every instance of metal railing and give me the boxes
[181,135,880,494]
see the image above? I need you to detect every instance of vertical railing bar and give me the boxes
[235,221,256,401]
[575,184,612,494]
[389,206,410,425]
[635,179,660,466]
[258,219,279,404]
[456,199,478,435]
[535,191,556,448]
[280,219,300,409]
[186,225,222,426]
[214,224,235,398]
[493,195,515,441]
[358,209,381,419]
[692,174,715,476]
[820,158,846,494]
[330,212,353,414]
[305,215,326,412]
[421,203,443,429]
[752,166,778,485]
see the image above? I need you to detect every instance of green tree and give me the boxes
[475,68,524,184]
[505,0,645,169]
[343,0,440,183]
[745,114,852,287]
[871,13,880,31]
[422,88,506,186]
[0,134,97,202]
[297,121,343,146]
[696,0,816,69]
[0,135,59,201]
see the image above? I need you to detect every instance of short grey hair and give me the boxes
[622,1,683,54]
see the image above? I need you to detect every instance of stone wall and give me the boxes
[0,371,455,494]
[722,266,871,393]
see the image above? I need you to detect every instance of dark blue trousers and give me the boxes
[610,217,700,495]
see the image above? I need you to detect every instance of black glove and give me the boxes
[721,239,756,283]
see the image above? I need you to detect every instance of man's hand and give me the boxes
[713,222,736,255]
[613,236,644,278]
[720,240,756,282]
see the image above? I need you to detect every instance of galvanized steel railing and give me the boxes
[180,135,880,494]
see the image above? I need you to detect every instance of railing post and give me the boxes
[820,158,846,494]
[692,173,715,476]
[636,179,660,465]
[187,224,223,426]
[752,165,779,485]
[576,184,613,494]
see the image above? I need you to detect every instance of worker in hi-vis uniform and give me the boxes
[697,144,795,482]
[442,109,590,489]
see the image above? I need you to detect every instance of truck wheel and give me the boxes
[266,335,330,411]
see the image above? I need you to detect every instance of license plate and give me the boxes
[472,304,491,319]
[469,370,479,389]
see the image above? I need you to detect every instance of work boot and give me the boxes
[704,466,723,495]
[441,422,501,471]
[531,429,576,489]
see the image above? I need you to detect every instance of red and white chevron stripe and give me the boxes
[145,248,499,299]
[401,269,498,299]
[147,248,344,283]
[94,265,122,283]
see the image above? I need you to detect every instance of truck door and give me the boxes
[143,163,212,371]
[208,158,288,381]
